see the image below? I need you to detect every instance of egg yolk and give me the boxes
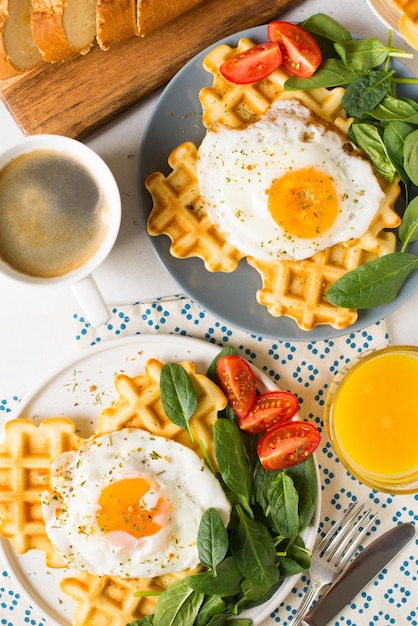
[97,476,169,538]
[268,167,339,239]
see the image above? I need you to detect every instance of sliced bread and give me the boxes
[31,0,97,63]
[97,0,136,51]
[0,0,43,78]
[136,0,203,36]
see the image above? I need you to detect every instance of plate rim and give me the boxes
[366,0,401,34]
[137,22,418,342]
[0,333,321,626]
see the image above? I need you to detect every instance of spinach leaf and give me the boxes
[348,122,397,181]
[230,505,279,587]
[127,618,154,625]
[301,13,352,43]
[342,70,393,118]
[214,419,252,511]
[369,94,418,123]
[195,596,226,626]
[326,252,418,308]
[403,128,418,185]
[399,195,418,248]
[197,508,228,574]
[256,471,300,538]
[335,39,409,70]
[278,536,312,578]
[285,455,318,530]
[284,58,364,90]
[153,578,204,626]
[160,363,197,441]
[384,121,414,184]
[188,556,243,596]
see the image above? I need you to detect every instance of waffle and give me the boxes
[146,40,401,330]
[95,358,227,469]
[199,37,347,128]
[60,567,200,626]
[146,142,245,272]
[0,417,85,567]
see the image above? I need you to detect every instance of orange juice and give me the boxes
[324,346,418,493]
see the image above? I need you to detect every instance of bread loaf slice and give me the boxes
[0,0,43,78]
[31,0,96,63]
[96,0,136,51]
[136,0,203,36]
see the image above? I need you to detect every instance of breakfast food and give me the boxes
[31,0,97,63]
[0,353,319,625]
[197,98,384,261]
[390,0,418,49]
[42,427,231,578]
[145,37,401,331]
[0,0,204,78]
[0,417,85,567]
[0,0,43,77]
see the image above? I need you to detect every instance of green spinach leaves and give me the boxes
[288,13,418,310]
[134,353,318,626]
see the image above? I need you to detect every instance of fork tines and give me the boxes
[319,501,379,569]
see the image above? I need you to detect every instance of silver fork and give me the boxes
[287,501,379,626]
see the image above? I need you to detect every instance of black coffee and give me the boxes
[0,149,110,278]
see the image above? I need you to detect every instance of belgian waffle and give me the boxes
[96,358,227,469]
[145,38,402,331]
[0,417,85,567]
[60,568,200,626]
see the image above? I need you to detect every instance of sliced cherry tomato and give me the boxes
[267,21,322,78]
[238,390,299,434]
[257,421,321,470]
[216,355,257,419]
[220,42,282,85]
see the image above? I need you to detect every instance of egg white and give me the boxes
[197,99,385,261]
[42,428,231,578]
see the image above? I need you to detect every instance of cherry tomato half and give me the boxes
[257,421,321,470]
[216,355,257,419]
[267,21,322,78]
[238,390,299,434]
[220,42,282,84]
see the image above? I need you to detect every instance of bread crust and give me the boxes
[31,0,94,63]
[97,0,136,50]
[0,0,43,78]
[0,0,17,78]
[137,0,203,36]
[31,2,74,62]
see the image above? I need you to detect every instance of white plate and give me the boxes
[366,0,401,34]
[0,334,321,626]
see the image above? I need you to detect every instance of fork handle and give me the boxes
[287,579,325,626]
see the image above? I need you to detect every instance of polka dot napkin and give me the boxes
[1,294,417,626]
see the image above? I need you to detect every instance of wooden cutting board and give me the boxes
[0,0,302,139]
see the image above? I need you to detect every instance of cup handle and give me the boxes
[71,275,111,328]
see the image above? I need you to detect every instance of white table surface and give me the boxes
[0,1,417,625]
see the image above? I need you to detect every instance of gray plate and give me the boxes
[137,24,418,341]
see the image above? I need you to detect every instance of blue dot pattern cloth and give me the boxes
[0,295,417,626]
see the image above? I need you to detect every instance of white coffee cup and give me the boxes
[0,134,121,327]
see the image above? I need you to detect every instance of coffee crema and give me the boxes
[0,149,110,278]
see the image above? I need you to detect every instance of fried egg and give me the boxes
[197,98,385,261]
[42,428,231,578]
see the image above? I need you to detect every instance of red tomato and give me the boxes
[257,421,321,470]
[238,390,299,434]
[220,42,282,84]
[267,21,322,78]
[216,355,257,419]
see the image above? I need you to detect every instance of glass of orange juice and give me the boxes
[324,345,418,494]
